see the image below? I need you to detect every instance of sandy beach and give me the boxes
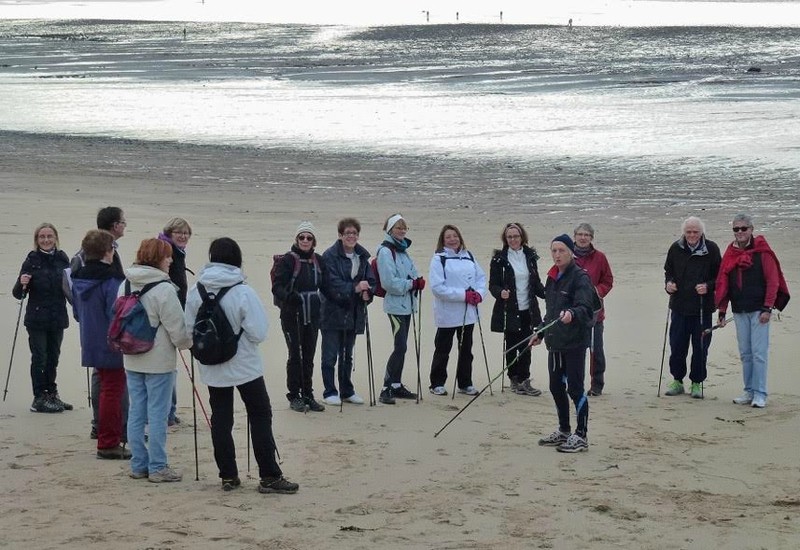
[1,132,798,549]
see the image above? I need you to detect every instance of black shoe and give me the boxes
[30,395,63,413]
[305,397,325,412]
[392,385,417,400]
[379,388,395,405]
[258,476,299,494]
[289,397,308,413]
[50,393,73,411]
[222,477,241,491]
[97,445,132,460]
[587,388,602,397]
[90,425,98,439]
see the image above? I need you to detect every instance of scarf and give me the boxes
[716,235,790,311]
[383,233,410,253]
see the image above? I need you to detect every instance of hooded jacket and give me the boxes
[429,247,487,328]
[272,244,325,325]
[542,261,594,352]
[121,265,192,374]
[664,235,721,316]
[185,263,268,388]
[376,236,420,316]
[13,248,70,331]
[488,245,544,333]
[320,240,376,332]
[71,260,125,369]
[573,244,613,323]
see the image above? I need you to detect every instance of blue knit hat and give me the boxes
[552,233,575,253]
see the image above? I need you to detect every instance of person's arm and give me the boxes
[596,254,614,298]
[377,247,412,296]
[474,257,488,300]
[12,257,32,300]
[155,286,193,350]
[322,251,352,306]
[271,253,295,305]
[239,286,268,344]
[488,255,505,299]
[706,242,721,295]
[760,252,780,311]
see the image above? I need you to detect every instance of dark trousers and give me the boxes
[588,321,606,391]
[281,315,319,401]
[383,314,411,387]
[668,311,712,383]
[429,324,474,390]
[92,368,128,439]
[208,377,282,480]
[320,329,356,399]
[27,328,63,397]
[505,309,532,382]
[548,348,588,438]
[97,368,126,449]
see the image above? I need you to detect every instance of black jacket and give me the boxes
[489,246,544,333]
[664,236,721,316]
[541,262,594,352]
[320,240,376,332]
[13,249,70,331]
[272,244,326,325]
[167,241,189,308]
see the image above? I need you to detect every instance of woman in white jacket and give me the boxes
[428,225,487,396]
[185,237,298,495]
[124,238,192,483]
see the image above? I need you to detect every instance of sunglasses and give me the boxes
[297,235,314,242]
[732,226,751,233]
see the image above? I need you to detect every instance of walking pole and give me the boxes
[411,289,423,404]
[246,414,251,476]
[501,279,507,393]
[190,354,200,481]
[364,307,376,406]
[657,303,670,397]
[86,368,91,407]
[296,313,308,414]
[475,304,493,396]
[3,292,26,402]
[699,295,705,399]
[179,351,211,428]
[452,301,469,400]
[339,336,346,414]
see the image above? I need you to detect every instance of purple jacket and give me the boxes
[71,260,124,369]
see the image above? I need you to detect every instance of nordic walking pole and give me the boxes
[501,275,507,393]
[411,289,423,404]
[453,301,469,400]
[3,291,26,402]
[179,351,211,429]
[296,313,308,414]
[364,307,376,406]
[703,317,733,335]
[190,354,200,481]
[246,414,251,476]
[657,302,670,397]
[85,368,91,407]
[475,304,493,396]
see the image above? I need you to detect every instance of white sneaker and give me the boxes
[751,394,767,408]
[732,392,753,405]
[458,386,479,396]
[344,393,364,405]
[429,386,448,396]
[323,395,342,406]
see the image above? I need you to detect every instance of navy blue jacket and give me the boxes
[320,240,376,332]
[71,260,124,369]
[542,262,594,352]
[13,249,70,331]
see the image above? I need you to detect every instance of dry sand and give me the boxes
[0,133,798,549]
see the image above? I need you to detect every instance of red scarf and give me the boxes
[716,235,790,310]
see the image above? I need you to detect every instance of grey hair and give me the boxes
[574,223,595,238]
[682,216,705,234]
[733,213,753,227]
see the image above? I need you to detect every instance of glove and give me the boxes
[412,277,426,291]
[465,290,482,305]
[288,292,303,306]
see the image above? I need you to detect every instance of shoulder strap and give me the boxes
[214,281,244,302]
[124,280,132,296]
[138,279,169,298]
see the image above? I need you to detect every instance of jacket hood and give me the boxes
[124,265,172,287]
[72,260,122,300]
[196,262,246,291]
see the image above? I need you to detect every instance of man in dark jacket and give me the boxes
[663,217,721,398]
[319,218,376,406]
[531,234,595,453]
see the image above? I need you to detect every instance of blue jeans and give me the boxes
[320,329,357,399]
[127,370,175,475]
[734,311,770,399]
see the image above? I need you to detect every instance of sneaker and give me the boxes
[97,445,132,460]
[690,382,703,399]
[379,388,396,405]
[343,393,364,405]
[50,393,73,411]
[664,380,685,396]
[732,392,753,405]
[289,397,308,412]
[129,470,149,479]
[458,386,479,396]
[168,415,181,427]
[305,397,325,412]
[30,395,63,413]
[557,433,589,453]
[323,394,342,406]
[222,477,241,491]
[149,466,182,483]
[90,425,98,439]
[751,394,767,408]
[429,386,448,396]
[258,476,299,494]
[587,387,602,397]
[392,385,417,400]
[514,379,542,397]
[538,429,570,447]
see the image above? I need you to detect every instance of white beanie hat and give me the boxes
[295,221,316,239]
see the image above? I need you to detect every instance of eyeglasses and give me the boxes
[732,226,751,232]
[506,234,522,240]
[575,232,592,238]
[297,235,314,242]
[173,231,191,237]
[342,231,359,237]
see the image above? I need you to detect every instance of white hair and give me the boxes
[682,216,705,234]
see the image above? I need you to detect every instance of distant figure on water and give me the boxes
[568,18,573,29]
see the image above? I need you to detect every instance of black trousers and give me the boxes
[505,309,533,383]
[208,377,282,480]
[548,347,589,438]
[27,328,63,397]
[281,315,319,401]
[429,324,474,390]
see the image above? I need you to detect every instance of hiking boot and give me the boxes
[97,445,132,460]
[305,397,325,412]
[129,470,149,480]
[513,379,542,397]
[664,380,685,396]
[458,386,479,396]
[343,393,364,405]
[30,395,63,413]
[690,382,703,399]
[90,425,98,439]
[258,476,299,494]
[392,385,417,400]
[323,394,342,406]
[50,393,73,411]
[222,477,241,491]
[379,387,396,405]
[732,392,753,405]
[429,386,447,396]
[289,397,308,412]
[538,429,570,447]
[149,466,182,483]
[557,433,589,453]
[751,394,767,408]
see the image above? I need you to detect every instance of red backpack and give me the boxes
[371,245,396,298]
[270,252,319,307]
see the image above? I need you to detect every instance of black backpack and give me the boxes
[191,282,244,365]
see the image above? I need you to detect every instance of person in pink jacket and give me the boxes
[572,224,614,396]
